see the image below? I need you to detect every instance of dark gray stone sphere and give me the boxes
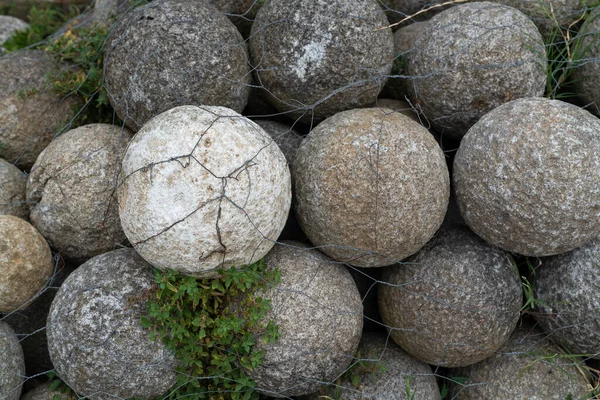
[249,0,394,123]
[0,158,27,220]
[534,235,600,358]
[572,7,600,116]
[378,225,522,367]
[104,0,251,131]
[20,382,77,400]
[453,97,600,256]
[253,119,303,170]
[0,321,24,400]
[47,248,177,400]
[406,2,546,139]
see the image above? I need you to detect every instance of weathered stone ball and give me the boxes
[0,158,27,220]
[20,382,77,400]
[0,321,25,400]
[572,7,600,116]
[380,0,447,25]
[372,98,420,122]
[448,326,591,399]
[492,0,584,36]
[249,0,394,123]
[0,50,80,169]
[0,215,53,313]
[248,242,363,397]
[0,16,28,53]
[117,105,291,278]
[104,0,251,131]
[294,107,449,267]
[26,124,132,263]
[454,97,600,256]
[253,119,303,170]
[534,235,600,358]
[407,2,546,139]
[46,248,177,400]
[378,225,522,367]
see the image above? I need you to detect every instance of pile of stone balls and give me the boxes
[1,0,600,399]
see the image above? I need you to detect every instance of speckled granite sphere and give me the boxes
[492,0,584,36]
[104,0,251,131]
[407,2,546,139]
[0,322,24,400]
[27,124,132,263]
[118,106,291,278]
[572,7,600,116]
[20,382,77,400]
[0,158,27,220]
[454,97,600,256]
[378,225,522,367]
[249,0,393,123]
[0,16,28,54]
[294,107,449,267]
[253,119,303,170]
[248,242,363,397]
[47,248,177,400]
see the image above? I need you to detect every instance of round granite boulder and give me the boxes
[0,322,25,400]
[117,105,291,278]
[406,2,546,140]
[104,0,251,131]
[248,242,363,397]
[0,16,28,54]
[253,119,303,170]
[249,0,394,123]
[46,248,177,400]
[572,7,600,116]
[0,158,27,220]
[26,124,132,263]
[294,107,449,267]
[378,225,522,367]
[20,382,77,400]
[454,97,600,256]
[0,215,53,313]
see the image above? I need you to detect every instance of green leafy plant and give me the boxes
[46,370,76,400]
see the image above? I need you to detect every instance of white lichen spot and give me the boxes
[291,31,332,81]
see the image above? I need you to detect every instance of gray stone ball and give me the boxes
[0,215,53,313]
[0,158,27,220]
[0,50,81,169]
[249,0,394,123]
[20,382,76,400]
[104,0,251,131]
[406,2,547,140]
[253,119,303,170]
[0,322,24,400]
[0,16,28,54]
[378,225,522,367]
[380,0,448,25]
[293,107,449,267]
[117,105,291,278]
[46,248,177,400]
[26,124,132,264]
[448,325,591,399]
[534,235,600,358]
[572,7,600,116]
[248,242,363,397]
[453,97,600,256]
[372,99,420,123]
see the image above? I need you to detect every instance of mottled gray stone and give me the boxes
[371,99,420,122]
[117,106,291,278]
[104,0,251,131]
[0,322,24,400]
[47,248,177,400]
[449,326,591,399]
[92,0,130,24]
[380,0,447,26]
[378,225,522,367]
[534,235,600,358]
[0,215,53,313]
[453,97,600,256]
[253,120,303,170]
[407,2,546,140]
[26,124,132,264]
[249,0,394,124]
[20,382,76,400]
[572,8,600,116]
[0,16,28,54]
[248,242,363,397]
[0,158,27,220]
[293,107,449,267]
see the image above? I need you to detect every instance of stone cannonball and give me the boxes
[20,382,77,400]
[406,2,546,140]
[104,0,251,131]
[572,7,600,116]
[249,0,394,124]
[117,105,291,278]
[46,248,177,400]
[378,225,522,367]
[248,242,363,397]
[293,107,449,267]
[0,321,25,400]
[0,215,53,313]
[253,119,303,170]
[0,158,27,220]
[453,97,600,256]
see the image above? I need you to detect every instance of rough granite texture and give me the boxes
[46,248,177,400]
[293,107,449,267]
[93,0,129,24]
[0,215,53,313]
[453,97,600,256]
[0,50,81,169]
[248,242,363,397]
[104,0,251,131]
[406,2,547,140]
[372,99,421,123]
[449,326,591,399]
[572,7,600,116]
[26,124,132,264]
[253,119,303,170]
[534,235,600,358]
[117,106,291,278]
[0,158,27,220]
[20,382,77,400]
[492,0,584,36]
[0,322,24,400]
[0,16,28,54]
[380,0,447,25]
[378,225,522,367]
[249,0,394,123]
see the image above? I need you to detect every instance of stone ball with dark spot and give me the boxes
[0,158,27,220]
[572,7,600,116]
[0,321,25,400]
